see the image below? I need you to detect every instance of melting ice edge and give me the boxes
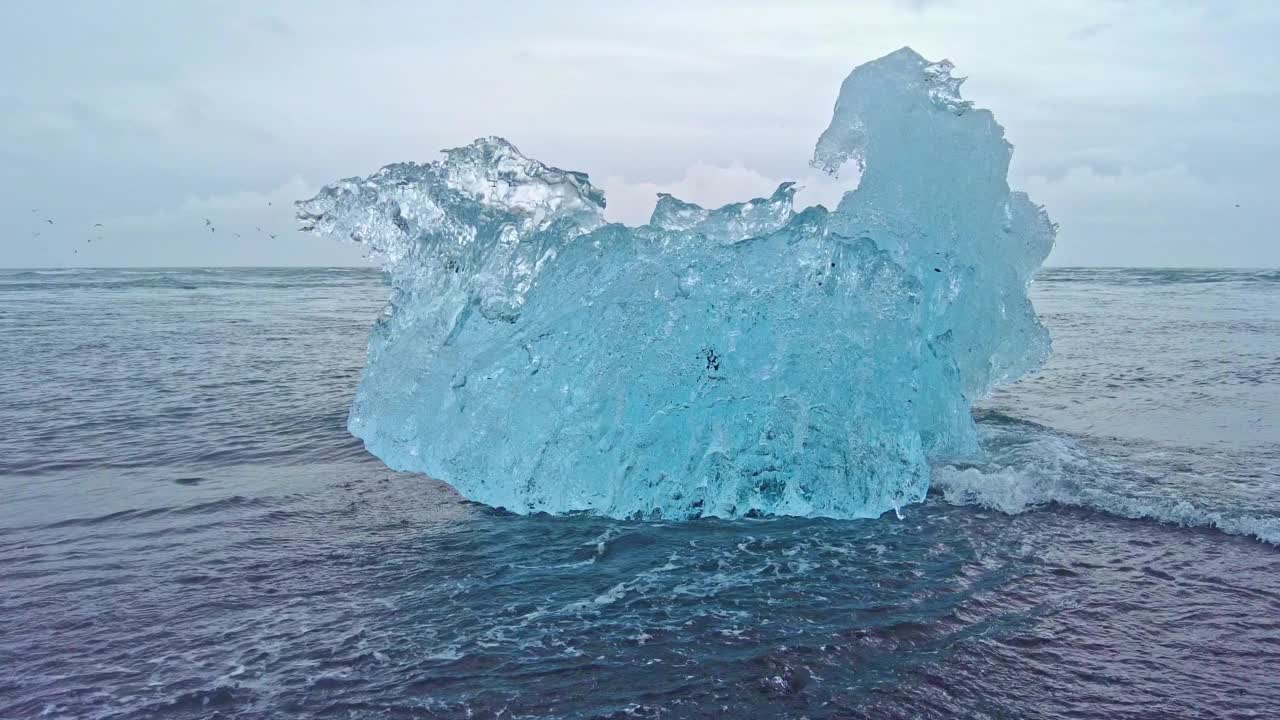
[297,47,1055,520]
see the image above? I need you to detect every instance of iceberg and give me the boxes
[297,47,1055,520]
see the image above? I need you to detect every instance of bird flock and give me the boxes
[29,205,287,260]
[203,216,276,238]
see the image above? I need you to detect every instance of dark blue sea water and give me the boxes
[1,267,1277,719]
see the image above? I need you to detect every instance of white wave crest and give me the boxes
[933,418,1280,546]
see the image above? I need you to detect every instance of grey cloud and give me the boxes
[1,1,1277,268]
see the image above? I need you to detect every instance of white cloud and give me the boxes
[1026,163,1265,267]
[600,163,849,226]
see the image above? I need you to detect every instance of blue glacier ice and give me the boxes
[296,47,1055,519]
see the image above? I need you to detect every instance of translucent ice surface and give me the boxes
[297,47,1055,519]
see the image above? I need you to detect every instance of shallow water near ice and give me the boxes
[1,266,1278,719]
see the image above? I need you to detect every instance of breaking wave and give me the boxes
[937,413,1280,545]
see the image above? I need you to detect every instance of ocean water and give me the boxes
[1,266,1277,719]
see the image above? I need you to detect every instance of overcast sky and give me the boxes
[2,1,1277,268]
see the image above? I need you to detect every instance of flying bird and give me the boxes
[92,223,104,228]
[269,234,277,239]
[45,219,53,225]
[203,218,212,226]
[234,232,241,238]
